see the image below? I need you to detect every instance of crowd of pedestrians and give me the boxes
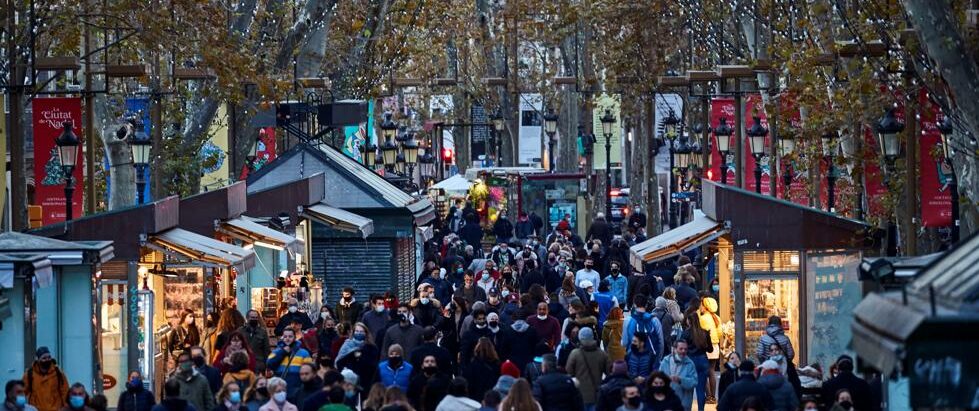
[5,205,880,411]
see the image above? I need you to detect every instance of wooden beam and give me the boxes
[391,77,424,87]
[433,78,457,86]
[104,64,148,78]
[658,75,689,87]
[553,76,577,85]
[35,56,80,71]
[752,59,772,72]
[173,67,217,80]
[814,53,836,67]
[687,70,721,82]
[297,77,331,89]
[717,65,754,78]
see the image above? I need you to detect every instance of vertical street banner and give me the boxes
[199,106,229,191]
[429,95,454,152]
[592,94,621,170]
[470,104,489,162]
[653,93,682,175]
[342,100,373,162]
[919,93,953,227]
[32,97,84,225]
[518,93,543,165]
[0,95,7,221]
[238,127,277,180]
[708,97,735,183]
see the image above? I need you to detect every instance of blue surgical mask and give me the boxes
[128,378,142,390]
[345,390,356,399]
[69,396,85,409]
[273,391,287,404]
[15,395,26,407]
[712,285,720,293]
[353,332,366,341]
[229,391,242,404]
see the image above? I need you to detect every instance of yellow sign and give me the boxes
[199,105,230,191]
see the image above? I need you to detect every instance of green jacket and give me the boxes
[175,372,215,411]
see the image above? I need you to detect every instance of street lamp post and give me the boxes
[403,133,420,187]
[663,111,680,228]
[55,121,80,222]
[380,114,399,173]
[937,116,960,244]
[822,132,837,212]
[746,116,768,194]
[544,109,559,172]
[714,117,733,185]
[600,109,617,218]
[778,131,796,200]
[877,108,905,256]
[127,120,153,205]
[419,152,435,186]
[492,112,505,165]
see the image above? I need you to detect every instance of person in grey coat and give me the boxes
[381,307,425,355]
[756,316,795,362]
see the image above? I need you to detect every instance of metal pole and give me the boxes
[754,159,762,194]
[83,0,96,215]
[827,160,836,212]
[950,164,960,244]
[734,93,745,189]
[669,146,677,228]
[64,173,75,222]
[721,152,729,185]
[783,164,792,200]
[136,165,147,205]
[605,133,612,218]
[885,163,897,256]
[548,139,555,172]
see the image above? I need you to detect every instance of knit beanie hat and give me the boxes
[500,360,521,378]
[579,326,595,342]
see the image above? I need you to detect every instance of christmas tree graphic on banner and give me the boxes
[41,148,66,186]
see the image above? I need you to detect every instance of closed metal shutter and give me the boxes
[312,239,394,305]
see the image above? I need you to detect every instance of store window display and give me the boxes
[743,278,798,362]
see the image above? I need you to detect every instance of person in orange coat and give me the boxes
[22,347,69,411]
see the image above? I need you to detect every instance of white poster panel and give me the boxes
[654,93,684,174]
[518,93,543,165]
[430,95,455,149]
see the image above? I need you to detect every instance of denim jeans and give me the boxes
[691,353,710,411]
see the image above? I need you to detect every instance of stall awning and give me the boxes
[301,203,374,238]
[629,210,727,267]
[850,292,926,375]
[407,199,436,226]
[0,254,53,289]
[148,228,255,272]
[416,225,434,242]
[218,217,303,254]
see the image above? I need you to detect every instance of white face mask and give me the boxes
[288,306,298,313]
[273,391,287,404]
[537,314,548,321]
[375,305,385,313]
[320,312,329,320]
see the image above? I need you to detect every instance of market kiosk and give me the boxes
[630,180,872,368]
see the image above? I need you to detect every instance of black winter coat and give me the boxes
[408,342,454,376]
[595,374,632,411]
[499,324,541,370]
[717,375,776,411]
[821,372,876,411]
[462,359,499,401]
[532,371,585,411]
[335,343,379,387]
[117,387,156,411]
[717,363,738,401]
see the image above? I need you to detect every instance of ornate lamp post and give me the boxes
[600,109,617,218]
[55,121,80,221]
[663,111,681,227]
[544,109,559,172]
[361,141,378,169]
[876,108,905,256]
[821,132,837,212]
[937,116,959,243]
[380,114,399,173]
[492,111,505,165]
[714,117,734,185]
[127,120,153,205]
[403,133,420,186]
[746,116,768,194]
[419,152,435,185]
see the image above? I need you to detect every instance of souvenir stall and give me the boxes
[0,253,52,382]
[0,232,113,396]
[429,174,472,216]
[630,180,872,367]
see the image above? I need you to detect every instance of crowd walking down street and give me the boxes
[2,206,884,411]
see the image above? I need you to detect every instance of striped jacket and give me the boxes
[266,341,313,397]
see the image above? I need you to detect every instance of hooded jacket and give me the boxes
[758,373,799,411]
[434,395,481,411]
[566,339,610,404]
[621,311,664,362]
[334,298,364,326]
[532,370,585,411]
[658,354,697,411]
[499,320,541,370]
[23,362,69,411]
[756,324,795,362]
[117,384,156,411]
[409,297,442,328]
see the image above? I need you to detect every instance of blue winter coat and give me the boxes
[658,354,698,411]
[621,311,664,361]
[626,347,655,379]
[378,360,413,392]
[607,275,629,307]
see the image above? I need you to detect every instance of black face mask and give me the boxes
[488,321,499,328]
[192,356,205,368]
[388,356,403,367]
[423,366,437,375]
[839,401,853,410]
[627,396,641,407]
[248,319,259,327]
[39,359,53,369]
[256,387,269,398]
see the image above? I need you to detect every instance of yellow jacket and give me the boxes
[23,363,69,411]
[698,297,721,345]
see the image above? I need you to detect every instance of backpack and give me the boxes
[634,315,660,358]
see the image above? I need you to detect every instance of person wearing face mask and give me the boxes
[615,384,644,411]
[221,352,257,397]
[575,257,600,289]
[334,323,379,393]
[607,262,629,303]
[526,302,561,349]
[187,346,222,395]
[642,372,684,411]
[497,266,517,291]
[333,288,363,328]
[21,347,68,411]
[116,371,155,411]
[242,377,268,411]
[168,310,202,357]
[4,381,35,411]
[380,306,425,355]
[274,299,314,337]
[717,352,742,401]
[266,329,313,402]
[213,332,257,374]
[484,312,505,345]
[258,378,297,411]
[452,272,487,307]
[213,381,244,411]
[152,379,198,411]
[476,265,498,295]
[717,360,775,411]
[291,364,322,409]
[315,317,339,360]
[492,214,515,247]
[171,352,215,411]
[459,309,492,366]
[758,360,799,411]
[820,356,874,411]
[238,310,271,372]
[408,327,454,376]
[359,295,391,342]
[411,284,443,328]
[377,344,412,392]
[407,355,451,410]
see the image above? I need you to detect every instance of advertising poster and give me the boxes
[707,96,772,195]
[342,100,373,162]
[518,93,543,165]
[654,93,683,175]
[708,97,736,184]
[429,95,454,151]
[592,94,621,169]
[918,94,952,227]
[32,97,84,225]
[239,127,277,180]
[806,252,861,372]
[198,106,229,191]
[470,104,489,162]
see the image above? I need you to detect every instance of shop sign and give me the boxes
[908,339,979,409]
[545,189,565,200]
[102,374,117,390]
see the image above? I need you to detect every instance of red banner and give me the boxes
[744,94,773,196]
[918,94,952,227]
[239,127,278,180]
[708,97,735,184]
[707,96,773,195]
[32,98,84,225]
[863,127,888,219]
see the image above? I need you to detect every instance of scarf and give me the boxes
[335,338,365,363]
